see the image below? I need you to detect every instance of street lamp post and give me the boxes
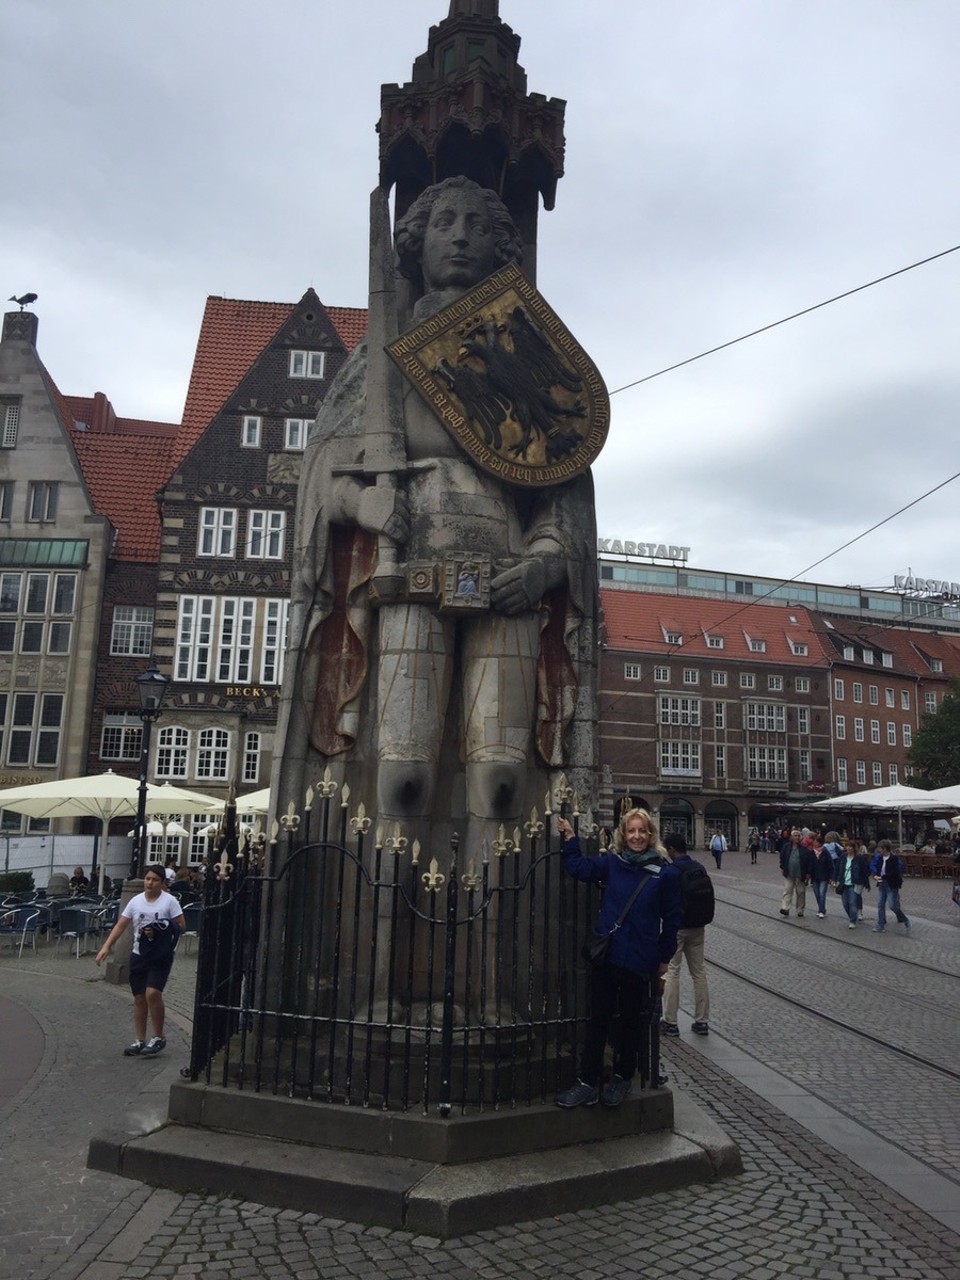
[129,659,169,880]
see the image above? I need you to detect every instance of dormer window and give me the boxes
[843,645,855,660]
[930,658,943,673]
[289,351,325,379]
[706,635,724,649]
[748,638,766,653]
[881,652,893,668]
[664,631,682,645]
[862,649,874,664]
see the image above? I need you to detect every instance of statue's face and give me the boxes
[420,190,497,291]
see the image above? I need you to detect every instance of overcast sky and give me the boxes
[4,0,958,593]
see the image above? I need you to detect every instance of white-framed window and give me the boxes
[624,663,641,681]
[870,719,881,744]
[745,702,786,732]
[156,725,190,778]
[855,759,866,786]
[241,415,262,448]
[284,417,311,450]
[925,691,937,713]
[100,713,143,762]
[654,666,670,682]
[869,685,879,705]
[242,731,261,785]
[20,620,44,654]
[888,762,898,785]
[872,761,883,785]
[900,690,910,711]
[795,676,810,693]
[837,757,848,789]
[664,630,683,646]
[902,723,912,747]
[881,652,893,668]
[740,673,755,689]
[713,745,725,779]
[835,714,846,740]
[799,749,811,782]
[930,658,943,673]
[196,728,230,781]
[683,668,699,686]
[852,682,863,703]
[746,745,787,781]
[289,350,325,379]
[768,675,783,691]
[714,702,725,729]
[27,481,58,522]
[834,678,844,700]
[748,638,766,653]
[884,688,895,707]
[48,621,71,654]
[790,642,808,656]
[862,649,874,664]
[0,480,13,520]
[175,595,289,685]
[797,707,810,734]
[853,717,864,743]
[886,721,896,745]
[706,635,723,649]
[843,645,855,660]
[110,605,153,656]
[198,507,237,557]
[5,692,63,766]
[1,401,20,448]
[711,671,727,687]
[660,740,701,776]
[658,695,701,727]
[246,509,286,559]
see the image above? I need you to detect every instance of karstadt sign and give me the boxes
[597,538,690,562]
[894,574,960,599]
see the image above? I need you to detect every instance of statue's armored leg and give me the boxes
[376,603,453,820]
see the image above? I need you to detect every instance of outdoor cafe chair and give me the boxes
[0,905,41,958]
[55,906,96,959]
[93,899,119,939]
[179,901,203,954]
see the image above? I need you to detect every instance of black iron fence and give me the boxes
[187,777,660,1114]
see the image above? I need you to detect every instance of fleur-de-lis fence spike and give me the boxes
[385,822,408,856]
[279,801,300,833]
[411,838,421,866]
[317,767,338,799]
[461,859,481,891]
[422,857,445,891]
[350,801,372,835]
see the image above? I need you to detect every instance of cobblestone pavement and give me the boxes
[1,855,957,1280]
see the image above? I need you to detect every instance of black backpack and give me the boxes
[679,859,715,928]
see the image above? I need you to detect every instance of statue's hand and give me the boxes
[357,484,409,545]
[491,558,547,615]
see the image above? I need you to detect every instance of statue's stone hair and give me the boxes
[395,176,523,282]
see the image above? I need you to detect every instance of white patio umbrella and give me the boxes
[811,783,956,846]
[919,782,960,807]
[0,770,224,892]
[235,787,271,815]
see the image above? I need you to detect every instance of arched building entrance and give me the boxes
[704,799,739,851]
[659,798,695,847]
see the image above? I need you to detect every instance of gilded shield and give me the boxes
[387,262,609,487]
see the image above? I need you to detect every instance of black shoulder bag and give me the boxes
[581,870,656,966]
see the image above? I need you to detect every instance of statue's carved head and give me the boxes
[395,176,522,292]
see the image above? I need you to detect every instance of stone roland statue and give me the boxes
[274,176,598,853]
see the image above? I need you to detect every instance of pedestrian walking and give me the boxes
[869,840,911,934]
[95,864,185,1057]
[837,840,871,928]
[748,828,760,865]
[660,833,714,1038]
[555,809,681,1109]
[810,835,834,919]
[709,829,727,870]
[778,828,815,918]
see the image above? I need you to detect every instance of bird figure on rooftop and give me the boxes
[9,293,38,310]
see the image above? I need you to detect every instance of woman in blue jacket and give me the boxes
[555,808,681,1109]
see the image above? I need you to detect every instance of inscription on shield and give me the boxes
[387,262,610,487]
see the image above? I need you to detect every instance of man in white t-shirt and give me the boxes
[96,864,186,1057]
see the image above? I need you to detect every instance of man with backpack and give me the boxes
[660,832,715,1037]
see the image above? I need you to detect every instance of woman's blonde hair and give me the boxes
[614,807,666,856]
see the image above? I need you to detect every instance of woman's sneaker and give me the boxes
[140,1036,167,1058]
[123,1039,145,1057]
[659,1020,680,1037]
[555,1079,599,1108]
[601,1075,632,1108]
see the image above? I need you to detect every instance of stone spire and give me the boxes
[378,2,566,282]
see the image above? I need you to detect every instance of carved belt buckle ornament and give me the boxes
[387,261,610,487]
[440,552,490,612]
[406,560,437,601]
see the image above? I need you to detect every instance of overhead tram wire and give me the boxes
[608,243,960,398]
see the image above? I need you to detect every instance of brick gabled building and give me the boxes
[599,588,834,848]
[148,291,366,858]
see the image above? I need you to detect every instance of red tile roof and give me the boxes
[71,430,177,561]
[172,294,367,470]
[600,589,832,666]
